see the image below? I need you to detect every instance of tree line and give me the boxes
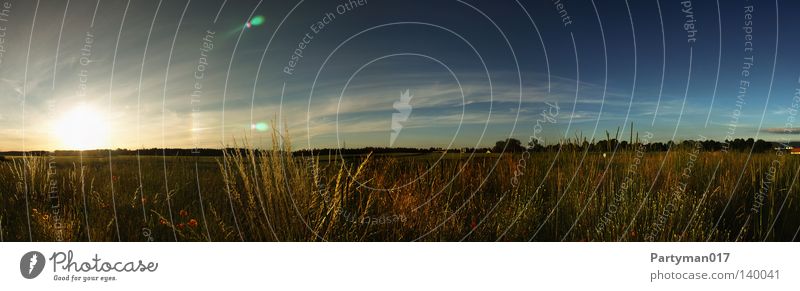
[492,137,779,153]
[0,137,787,158]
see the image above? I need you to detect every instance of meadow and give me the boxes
[0,136,797,242]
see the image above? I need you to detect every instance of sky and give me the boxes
[1,0,800,151]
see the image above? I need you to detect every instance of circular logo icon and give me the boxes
[20,251,45,279]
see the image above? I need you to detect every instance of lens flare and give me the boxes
[251,122,268,132]
[249,15,265,26]
[245,15,265,29]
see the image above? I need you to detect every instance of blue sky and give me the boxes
[1,0,799,150]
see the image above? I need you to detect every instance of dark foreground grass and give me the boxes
[0,137,797,241]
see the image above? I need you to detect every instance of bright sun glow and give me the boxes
[52,104,110,150]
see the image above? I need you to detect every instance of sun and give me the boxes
[52,104,110,150]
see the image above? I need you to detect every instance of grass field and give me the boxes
[1,137,798,242]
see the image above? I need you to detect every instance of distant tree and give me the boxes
[595,139,619,152]
[494,138,525,153]
[729,138,747,151]
[754,139,772,152]
[701,139,723,151]
[527,139,544,152]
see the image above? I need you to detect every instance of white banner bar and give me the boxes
[1,243,797,290]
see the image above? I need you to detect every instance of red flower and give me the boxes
[470,220,478,230]
[177,223,185,230]
[188,219,198,228]
[179,209,188,218]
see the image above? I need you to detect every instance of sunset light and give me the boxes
[51,104,109,150]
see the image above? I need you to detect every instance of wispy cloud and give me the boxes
[761,128,800,134]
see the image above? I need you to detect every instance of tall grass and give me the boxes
[0,130,797,241]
